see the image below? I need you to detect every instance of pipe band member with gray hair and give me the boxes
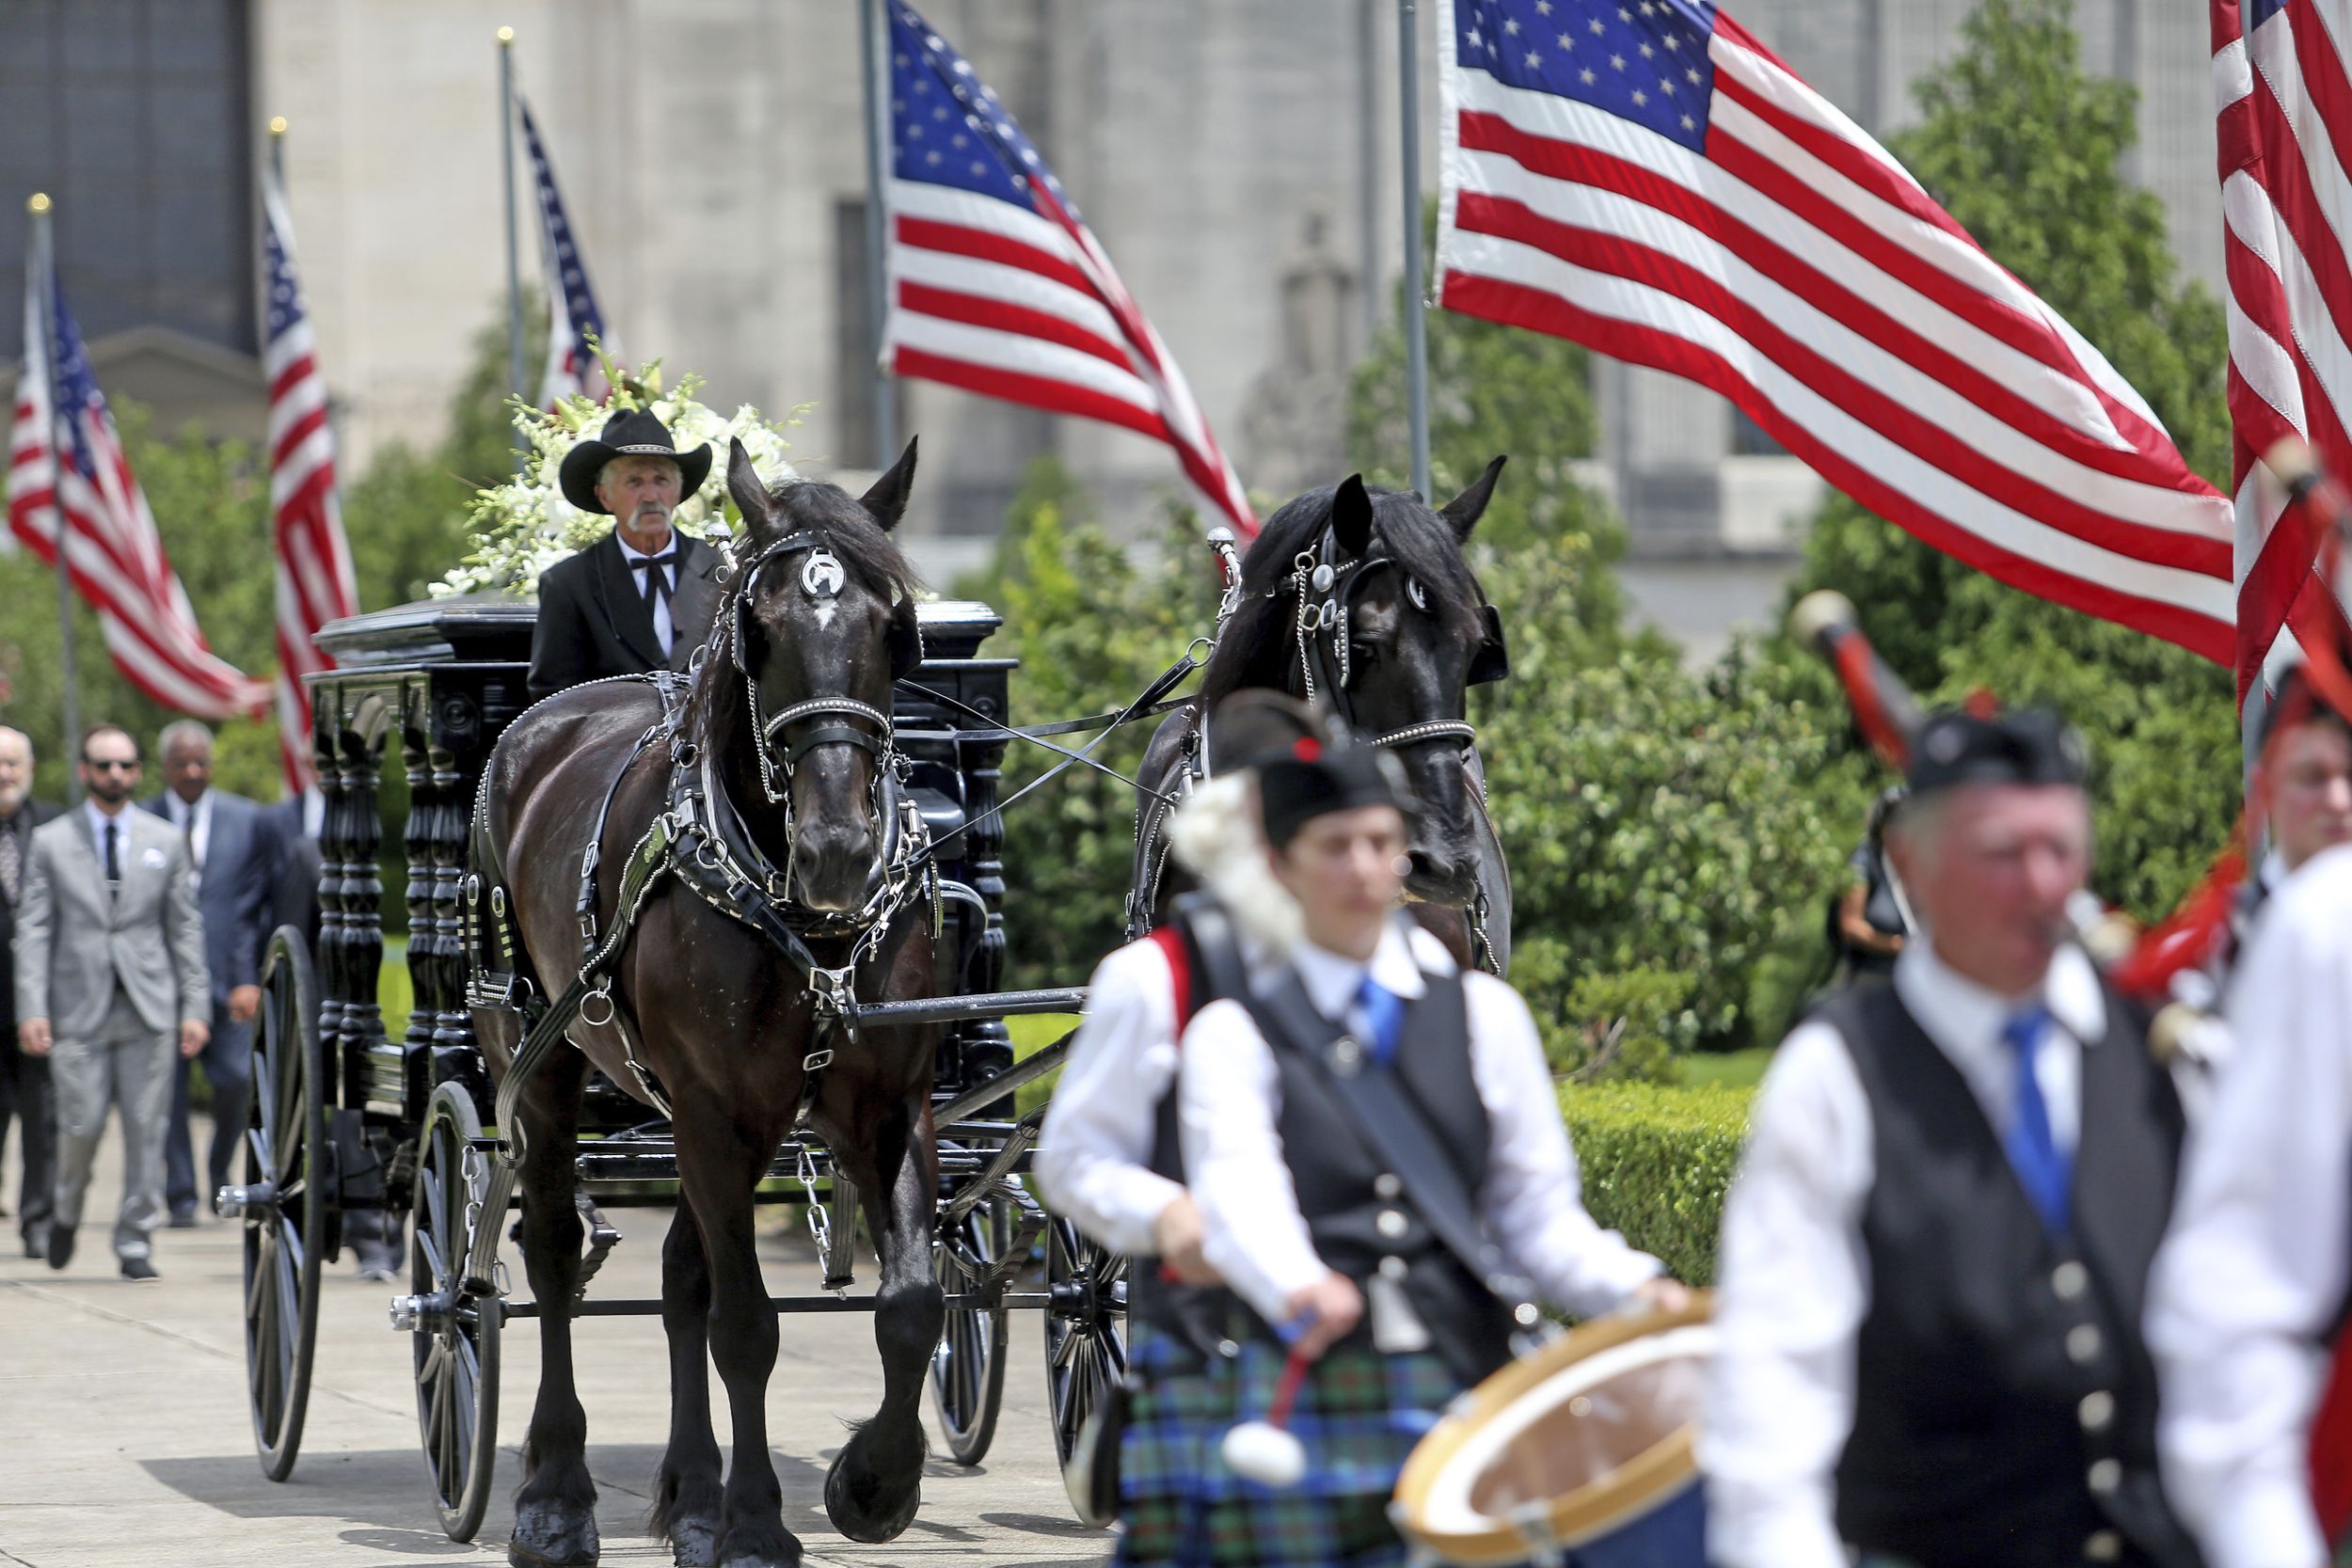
[0,725,61,1259]
[1146,693,1677,1568]
[138,719,274,1228]
[1703,705,2202,1568]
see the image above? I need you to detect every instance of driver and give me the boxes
[526,408,723,701]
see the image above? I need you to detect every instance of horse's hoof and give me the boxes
[666,1520,717,1568]
[510,1499,600,1567]
[823,1443,922,1544]
[716,1533,802,1568]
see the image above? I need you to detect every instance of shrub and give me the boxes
[1562,1081,1752,1287]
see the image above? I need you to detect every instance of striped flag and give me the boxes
[262,170,358,793]
[6,223,267,721]
[519,94,620,408]
[2213,0,2352,703]
[1436,0,2236,666]
[881,3,1258,540]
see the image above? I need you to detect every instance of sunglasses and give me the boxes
[83,759,138,773]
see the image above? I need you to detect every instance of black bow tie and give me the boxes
[635,550,679,604]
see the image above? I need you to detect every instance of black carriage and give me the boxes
[221,591,1126,1538]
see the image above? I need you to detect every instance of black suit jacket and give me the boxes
[526,531,723,701]
[262,796,321,958]
[0,799,63,1033]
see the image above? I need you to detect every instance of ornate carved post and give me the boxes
[338,695,393,1117]
[400,682,438,1117]
[429,683,489,1110]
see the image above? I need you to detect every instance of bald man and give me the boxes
[0,728,60,1257]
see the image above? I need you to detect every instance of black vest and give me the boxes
[1820,981,2202,1568]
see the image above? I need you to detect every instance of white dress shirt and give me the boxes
[2148,843,2352,1568]
[86,800,136,887]
[616,532,679,657]
[1178,919,1661,1330]
[1700,940,2106,1568]
[162,787,213,891]
[1035,936,1190,1255]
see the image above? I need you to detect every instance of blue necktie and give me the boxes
[1356,975,1405,1067]
[2000,1006,2072,1235]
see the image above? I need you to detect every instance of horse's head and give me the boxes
[714,436,926,915]
[1204,459,1510,907]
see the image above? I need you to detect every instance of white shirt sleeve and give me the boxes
[1034,939,1187,1257]
[1181,997,1328,1326]
[2149,863,2352,1568]
[1700,1020,1875,1568]
[1462,974,1660,1317]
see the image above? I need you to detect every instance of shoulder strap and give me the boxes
[1147,926,1192,1028]
[1246,966,1535,1314]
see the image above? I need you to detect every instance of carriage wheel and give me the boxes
[929,1194,1012,1465]
[238,928,327,1482]
[1043,1216,1128,1485]
[410,1083,502,1543]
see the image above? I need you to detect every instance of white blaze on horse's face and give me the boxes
[803,549,845,632]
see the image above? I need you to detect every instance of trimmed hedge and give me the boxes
[1563,1082,1753,1288]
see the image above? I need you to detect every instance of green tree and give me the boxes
[1775,0,2239,923]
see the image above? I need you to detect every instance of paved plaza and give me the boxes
[0,1117,1112,1568]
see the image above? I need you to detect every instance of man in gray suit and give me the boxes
[142,720,271,1226]
[16,724,209,1279]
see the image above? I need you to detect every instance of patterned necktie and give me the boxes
[2000,1006,2071,1235]
[1356,974,1406,1068]
[0,817,20,907]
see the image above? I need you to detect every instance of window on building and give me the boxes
[1729,404,1788,458]
[835,198,905,469]
[0,0,255,362]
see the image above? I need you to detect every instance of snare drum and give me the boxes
[1391,1295,1712,1567]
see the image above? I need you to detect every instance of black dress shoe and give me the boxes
[166,1210,199,1230]
[46,1225,74,1270]
[21,1227,44,1260]
[119,1256,159,1282]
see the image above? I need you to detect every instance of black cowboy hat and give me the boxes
[557,408,714,515]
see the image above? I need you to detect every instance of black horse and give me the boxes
[470,440,943,1568]
[1134,462,1514,971]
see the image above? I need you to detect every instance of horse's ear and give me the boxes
[860,436,919,531]
[725,438,771,531]
[1332,473,1375,558]
[1438,454,1507,541]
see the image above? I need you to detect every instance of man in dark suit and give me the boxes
[142,721,274,1226]
[525,407,722,701]
[0,726,63,1258]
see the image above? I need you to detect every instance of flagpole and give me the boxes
[269,114,286,182]
[860,0,897,463]
[29,194,81,773]
[1397,0,1432,499]
[499,25,528,471]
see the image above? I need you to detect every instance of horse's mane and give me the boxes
[685,478,925,761]
[1200,482,1486,707]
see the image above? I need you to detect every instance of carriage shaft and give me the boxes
[504,1291,1053,1320]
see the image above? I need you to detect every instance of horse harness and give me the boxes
[465,529,937,1160]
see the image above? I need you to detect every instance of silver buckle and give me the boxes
[802,1048,835,1072]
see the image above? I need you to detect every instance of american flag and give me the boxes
[520,95,619,408]
[881,2,1258,539]
[262,170,358,793]
[2213,0,2352,702]
[7,223,267,721]
[1436,0,2237,666]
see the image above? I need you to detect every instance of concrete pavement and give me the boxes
[0,1116,1114,1568]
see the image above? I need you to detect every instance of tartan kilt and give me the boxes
[1114,1320,1461,1568]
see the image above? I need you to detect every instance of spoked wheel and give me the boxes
[233,927,327,1481]
[930,1193,1012,1465]
[1043,1216,1128,1497]
[408,1082,501,1543]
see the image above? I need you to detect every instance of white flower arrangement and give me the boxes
[436,355,805,596]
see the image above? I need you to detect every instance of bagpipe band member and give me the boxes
[2147,832,2352,1568]
[2240,660,2352,936]
[1163,699,1679,1568]
[1702,705,2203,1568]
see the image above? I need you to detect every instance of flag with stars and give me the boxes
[520,94,619,408]
[262,167,358,792]
[1438,0,2235,664]
[6,219,267,720]
[880,2,1257,539]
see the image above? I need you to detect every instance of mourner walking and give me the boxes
[0,725,62,1259]
[140,720,272,1226]
[525,406,724,700]
[1144,696,1678,1568]
[14,725,211,1281]
[1701,705,2202,1568]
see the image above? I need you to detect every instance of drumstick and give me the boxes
[1223,1332,1317,1488]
